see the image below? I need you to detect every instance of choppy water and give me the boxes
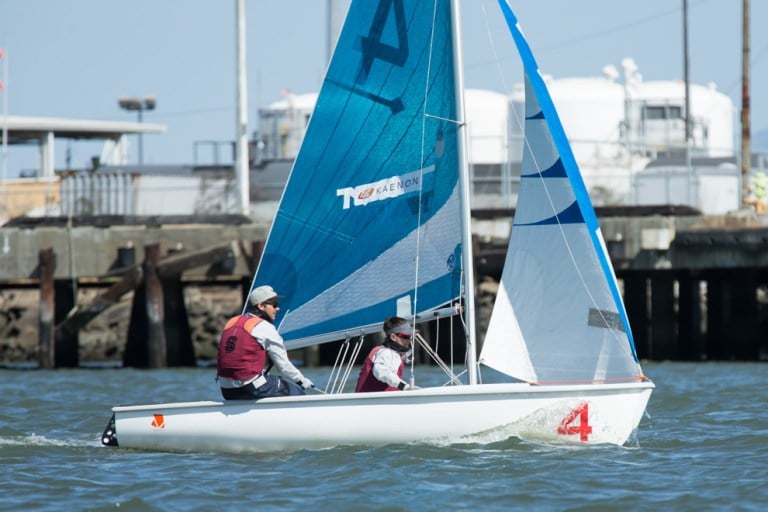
[1,362,766,511]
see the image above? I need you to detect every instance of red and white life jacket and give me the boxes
[355,346,404,393]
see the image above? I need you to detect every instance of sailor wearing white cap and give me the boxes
[216,285,314,399]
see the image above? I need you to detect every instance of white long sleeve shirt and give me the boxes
[250,320,306,384]
[371,346,407,389]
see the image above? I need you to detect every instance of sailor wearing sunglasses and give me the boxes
[355,316,419,392]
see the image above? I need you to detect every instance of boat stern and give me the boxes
[101,413,118,447]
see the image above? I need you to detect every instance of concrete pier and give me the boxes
[1,211,767,366]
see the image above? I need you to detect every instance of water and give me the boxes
[1,362,766,511]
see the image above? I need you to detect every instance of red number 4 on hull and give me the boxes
[557,402,592,441]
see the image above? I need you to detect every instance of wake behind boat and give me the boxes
[101,0,653,453]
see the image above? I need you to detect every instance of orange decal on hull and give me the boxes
[151,414,166,429]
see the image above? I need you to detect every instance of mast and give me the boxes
[683,0,693,205]
[235,0,250,216]
[450,0,478,384]
[1,40,7,225]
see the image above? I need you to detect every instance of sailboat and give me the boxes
[101,0,653,453]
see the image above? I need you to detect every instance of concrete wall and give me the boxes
[0,223,267,281]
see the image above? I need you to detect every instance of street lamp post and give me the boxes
[118,96,156,166]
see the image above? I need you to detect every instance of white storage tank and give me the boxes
[256,92,319,161]
[513,76,626,165]
[634,81,734,157]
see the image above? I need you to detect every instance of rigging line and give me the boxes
[477,0,518,211]
[334,335,364,393]
[535,0,714,53]
[325,338,348,394]
[724,40,768,95]
[479,0,511,94]
[307,2,430,252]
[502,5,615,320]
[150,105,236,119]
[278,74,381,269]
[444,367,468,386]
[423,113,463,125]
[434,307,440,368]
[338,336,364,393]
[456,267,474,372]
[294,5,431,311]
[446,300,458,376]
[415,333,464,385]
[518,94,625,346]
[468,0,714,72]
[409,0,442,370]
[298,4,441,281]
[275,209,355,243]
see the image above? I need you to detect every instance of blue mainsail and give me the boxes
[251,0,462,348]
[479,0,643,383]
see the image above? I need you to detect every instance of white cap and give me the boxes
[248,285,278,306]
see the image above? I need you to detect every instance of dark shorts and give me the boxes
[221,374,305,400]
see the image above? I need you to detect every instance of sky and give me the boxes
[1,0,766,177]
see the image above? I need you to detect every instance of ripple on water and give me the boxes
[1,363,767,511]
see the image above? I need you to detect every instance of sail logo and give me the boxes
[336,166,434,209]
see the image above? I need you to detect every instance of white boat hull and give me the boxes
[104,381,654,453]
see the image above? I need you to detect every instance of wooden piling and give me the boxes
[727,269,760,359]
[122,243,238,367]
[124,244,167,368]
[160,275,195,367]
[649,270,677,360]
[250,240,264,274]
[677,271,704,360]
[53,280,78,367]
[703,268,761,360]
[622,272,650,360]
[143,244,167,368]
[242,240,264,300]
[38,248,56,369]
[706,271,727,360]
[55,266,143,343]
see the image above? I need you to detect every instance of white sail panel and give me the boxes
[479,258,536,382]
[481,70,642,383]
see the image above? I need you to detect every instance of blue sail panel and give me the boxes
[515,200,584,226]
[251,0,462,347]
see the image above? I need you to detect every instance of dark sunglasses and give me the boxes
[395,333,412,340]
[262,299,279,307]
